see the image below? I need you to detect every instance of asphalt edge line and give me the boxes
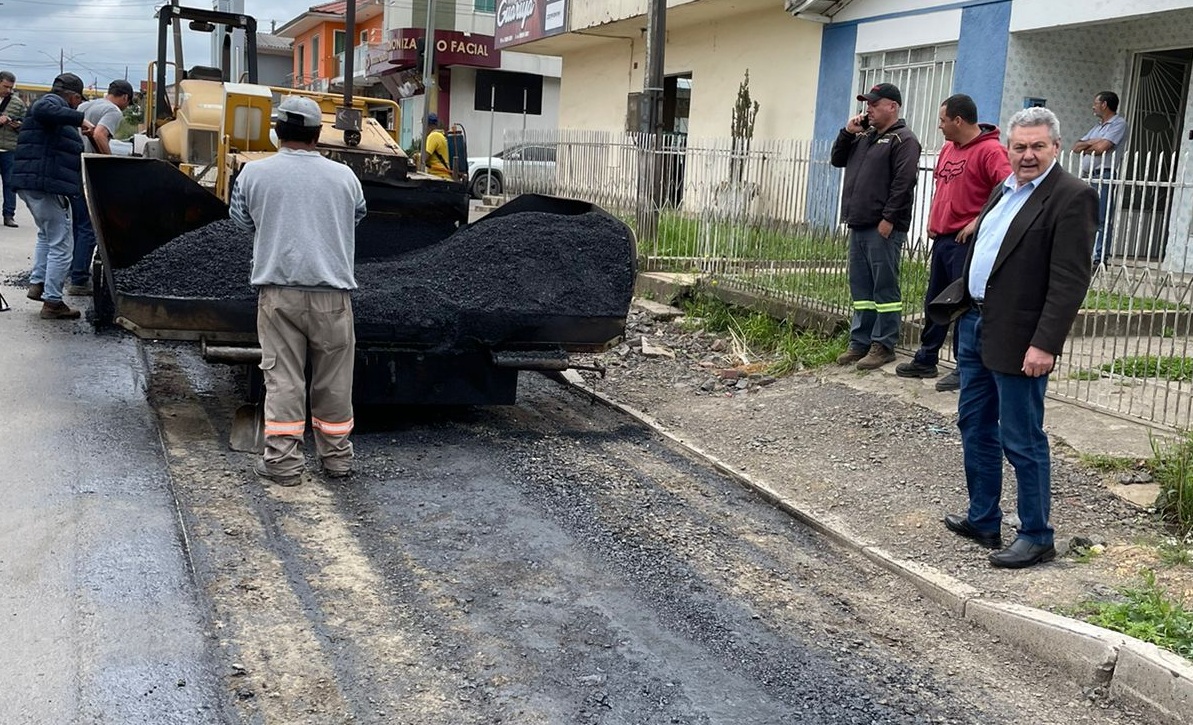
[560,371,1193,724]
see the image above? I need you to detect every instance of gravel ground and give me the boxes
[575,305,1192,612]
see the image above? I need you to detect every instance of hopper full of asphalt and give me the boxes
[110,199,636,349]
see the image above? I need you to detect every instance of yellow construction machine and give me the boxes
[80,5,635,449]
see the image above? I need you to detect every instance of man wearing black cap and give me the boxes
[230,96,366,486]
[66,78,136,296]
[10,72,95,319]
[831,82,921,371]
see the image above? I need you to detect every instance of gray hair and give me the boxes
[0,71,14,84]
[1008,106,1061,143]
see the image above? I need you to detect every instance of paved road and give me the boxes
[145,341,1140,725]
[0,216,226,723]
[0,210,1141,724]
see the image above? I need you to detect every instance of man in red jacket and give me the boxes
[896,94,1010,390]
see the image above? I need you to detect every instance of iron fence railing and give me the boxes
[500,128,1193,429]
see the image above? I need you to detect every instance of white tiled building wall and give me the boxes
[1000,9,1193,271]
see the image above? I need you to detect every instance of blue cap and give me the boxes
[427,112,439,125]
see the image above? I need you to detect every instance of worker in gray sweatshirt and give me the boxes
[230,95,367,487]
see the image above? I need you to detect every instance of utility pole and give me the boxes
[640,0,665,136]
[636,0,666,242]
[418,0,436,173]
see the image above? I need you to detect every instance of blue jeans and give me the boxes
[913,233,967,365]
[19,189,74,304]
[0,150,15,219]
[70,193,96,285]
[847,225,904,351]
[1090,169,1115,262]
[956,310,1053,545]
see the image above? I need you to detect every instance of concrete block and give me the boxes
[964,600,1124,686]
[632,298,684,321]
[860,547,979,616]
[1109,638,1193,725]
[634,272,701,304]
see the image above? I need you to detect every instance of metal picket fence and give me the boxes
[499,128,1193,430]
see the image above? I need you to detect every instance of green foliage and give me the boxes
[1102,356,1193,382]
[1148,432,1193,535]
[730,69,759,142]
[1068,368,1103,381]
[680,293,845,375]
[1157,539,1193,568]
[681,294,735,333]
[1078,570,1193,662]
[1079,453,1139,473]
[1083,290,1187,311]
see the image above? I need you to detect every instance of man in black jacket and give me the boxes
[934,106,1098,569]
[831,83,922,370]
[11,72,94,319]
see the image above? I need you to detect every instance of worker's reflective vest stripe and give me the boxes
[264,419,306,437]
[312,417,354,436]
[853,300,902,313]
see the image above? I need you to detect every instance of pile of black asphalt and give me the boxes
[111,211,635,346]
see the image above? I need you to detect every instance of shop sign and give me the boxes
[383,28,500,70]
[494,0,567,50]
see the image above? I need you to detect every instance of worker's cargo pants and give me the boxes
[257,286,355,477]
[848,225,904,352]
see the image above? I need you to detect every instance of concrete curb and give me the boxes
[560,371,1193,724]
[1111,639,1193,725]
[964,600,1122,686]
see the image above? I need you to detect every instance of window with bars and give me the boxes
[858,43,956,150]
[475,0,496,12]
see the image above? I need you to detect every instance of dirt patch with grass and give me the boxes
[576,303,1193,655]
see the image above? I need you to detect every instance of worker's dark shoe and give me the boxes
[895,360,938,378]
[321,465,353,480]
[836,347,867,366]
[989,538,1056,569]
[254,457,303,487]
[935,370,962,392]
[943,514,1002,550]
[27,282,43,301]
[65,282,92,297]
[39,300,81,320]
[855,343,896,370]
[3,216,17,228]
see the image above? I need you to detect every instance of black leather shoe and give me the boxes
[943,513,1002,549]
[989,538,1056,569]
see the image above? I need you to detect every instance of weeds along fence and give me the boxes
[501,128,1193,430]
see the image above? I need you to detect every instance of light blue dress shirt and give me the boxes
[967,162,1056,300]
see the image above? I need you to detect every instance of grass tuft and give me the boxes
[1076,570,1193,662]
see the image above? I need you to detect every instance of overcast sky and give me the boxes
[0,0,304,88]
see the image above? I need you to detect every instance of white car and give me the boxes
[466,144,557,198]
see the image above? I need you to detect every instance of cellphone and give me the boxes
[859,114,870,130]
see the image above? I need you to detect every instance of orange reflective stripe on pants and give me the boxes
[312,416,354,436]
[264,419,306,437]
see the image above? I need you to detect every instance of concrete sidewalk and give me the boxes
[0,209,224,722]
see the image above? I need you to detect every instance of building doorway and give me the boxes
[1122,47,1193,260]
[660,73,691,207]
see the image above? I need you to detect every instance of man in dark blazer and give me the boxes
[931,106,1098,569]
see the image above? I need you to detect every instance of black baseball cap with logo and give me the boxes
[857,82,902,105]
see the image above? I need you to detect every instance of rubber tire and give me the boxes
[470,171,502,199]
[90,259,116,330]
